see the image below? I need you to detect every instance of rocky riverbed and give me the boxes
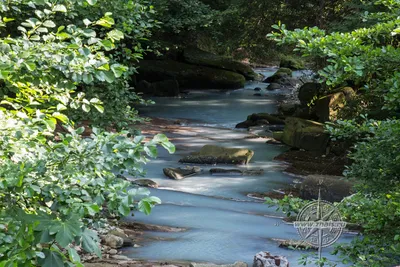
[85,67,356,267]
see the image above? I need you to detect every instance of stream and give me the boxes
[124,68,353,266]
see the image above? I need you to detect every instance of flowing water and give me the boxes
[123,68,353,266]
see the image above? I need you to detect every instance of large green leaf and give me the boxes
[40,249,64,267]
[81,228,101,257]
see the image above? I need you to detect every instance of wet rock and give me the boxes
[276,239,317,251]
[210,168,264,176]
[236,113,285,129]
[103,234,124,249]
[300,175,354,202]
[279,56,305,70]
[282,117,329,153]
[267,83,281,90]
[315,92,346,122]
[163,166,202,180]
[253,251,289,267]
[191,262,247,267]
[132,179,158,188]
[179,145,254,165]
[298,82,322,105]
[254,87,262,91]
[266,139,282,145]
[253,93,262,96]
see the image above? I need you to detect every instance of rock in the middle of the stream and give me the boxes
[163,166,202,180]
[179,145,254,165]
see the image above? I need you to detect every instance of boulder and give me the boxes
[281,117,329,152]
[272,131,283,141]
[183,47,258,80]
[254,93,262,97]
[132,179,159,188]
[137,60,246,89]
[275,67,293,76]
[210,168,264,176]
[254,87,262,91]
[179,145,254,165]
[298,82,322,105]
[277,239,317,250]
[279,56,305,70]
[253,251,289,267]
[267,83,281,90]
[263,68,298,87]
[103,234,124,249]
[300,175,354,202]
[314,92,346,122]
[108,230,134,247]
[278,103,298,116]
[163,166,202,180]
[235,113,285,129]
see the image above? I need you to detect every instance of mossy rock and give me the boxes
[315,92,346,122]
[298,82,322,105]
[272,131,284,141]
[282,117,329,152]
[183,47,258,80]
[137,60,246,89]
[300,175,353,202]
[179,145,254,165]
[275,67,293,76]
[279,56,305,70]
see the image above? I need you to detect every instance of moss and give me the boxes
[275,67,293,76]
[279,55,305,70]
[183,47,258,80]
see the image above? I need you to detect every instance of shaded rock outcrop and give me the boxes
[179,145,254,165]
[300,175,354,202]
[236,113,285,128]
[183,47,258,80]
[298,82,322,105]
[137,60,246,89]
[314,91,346,122]
[279,56,305,70]
[281,117,329,153]
[163,166,201,180]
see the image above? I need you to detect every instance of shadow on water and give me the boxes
[126,69,353,266]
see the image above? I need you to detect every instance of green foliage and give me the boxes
[267,1,400,265]
[0,0,174,266]
[265,196,310,217]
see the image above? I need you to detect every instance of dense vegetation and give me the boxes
[267,0,400,265]
[0,1,174,266]
[2,0,400,266]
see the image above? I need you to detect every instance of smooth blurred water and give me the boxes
[125,69,352,266]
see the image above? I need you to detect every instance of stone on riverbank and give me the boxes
[179,145,254,165]
[137,60,246,89]
[277,239,317,251]
[315,92,346,122]
[102,234,124,249]
[300,175,354,202]
[253,251,289,267]
[279,56,305,70]
[132,179,159,188]
[281,117,329,153]
[163,166,202,180]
